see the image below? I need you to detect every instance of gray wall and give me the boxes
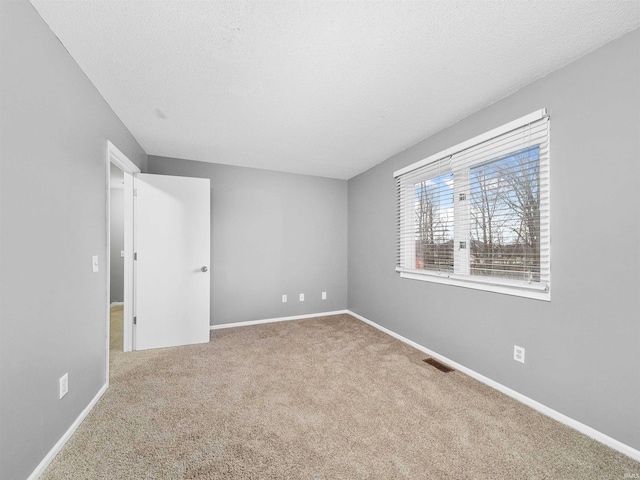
[0,2,147,479]
[1,2,637,478]
[348,28,640,450]
[110,188,125,303]
[148,157,348,325]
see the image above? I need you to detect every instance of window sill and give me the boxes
[396,267,550,301]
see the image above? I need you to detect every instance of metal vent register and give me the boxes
[423,358,454,373]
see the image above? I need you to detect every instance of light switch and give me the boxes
[120,250,125,258]
[92,255,99,273]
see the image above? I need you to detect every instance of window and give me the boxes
[395,110,550,300]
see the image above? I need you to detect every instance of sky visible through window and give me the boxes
[414,172,454,272]
[413,146,540,281]
[469,146,540,280]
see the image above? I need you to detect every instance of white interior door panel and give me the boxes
[135,173,210,350]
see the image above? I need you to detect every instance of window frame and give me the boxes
[394,109,550,301]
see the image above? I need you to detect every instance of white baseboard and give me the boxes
[27,383,108,480]
[210,310,349,330]
[109,301,124,307]
[347,310,640,463]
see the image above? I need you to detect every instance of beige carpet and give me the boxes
[42,314,639,479]
[110,304,123,351]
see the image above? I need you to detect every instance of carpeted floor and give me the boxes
[42,313,639,479]
[110,304,123,351]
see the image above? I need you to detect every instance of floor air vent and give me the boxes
[423,358,454,373]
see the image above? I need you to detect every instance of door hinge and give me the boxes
[133,188,138,197]
[134,252,138,261]
[133,316,137,325]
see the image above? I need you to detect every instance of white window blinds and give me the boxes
[395,109,550,299]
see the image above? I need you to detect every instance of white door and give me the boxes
[135,173,210,350]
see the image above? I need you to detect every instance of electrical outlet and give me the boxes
[282,294,287,303]
[514,345,525,364]
[299,293,304,302]
[322,291,327,300]
[59,373,69,399]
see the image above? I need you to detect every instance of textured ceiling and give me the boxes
[30,1,639,179]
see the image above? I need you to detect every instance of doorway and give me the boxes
[109,163,126,351]
[105,142,211,372]
[106,141,140,380]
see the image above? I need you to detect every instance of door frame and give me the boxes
[106,141,140,380]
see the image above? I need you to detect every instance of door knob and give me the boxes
[201,266,208,272]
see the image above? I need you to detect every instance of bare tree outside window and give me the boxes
[469,146,540,281]
[414,173,454,272]
[396,112,549,298]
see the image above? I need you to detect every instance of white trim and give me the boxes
[107,141,141,174]
[110,302,124,307]
[122,171,135,352]
[105,148,112,383]
[393,109,548,178]
[210,310,349,330]
[397,269,550,301]
[26,383,108,480]
[347,310,640,463]
[106,141,140,363]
